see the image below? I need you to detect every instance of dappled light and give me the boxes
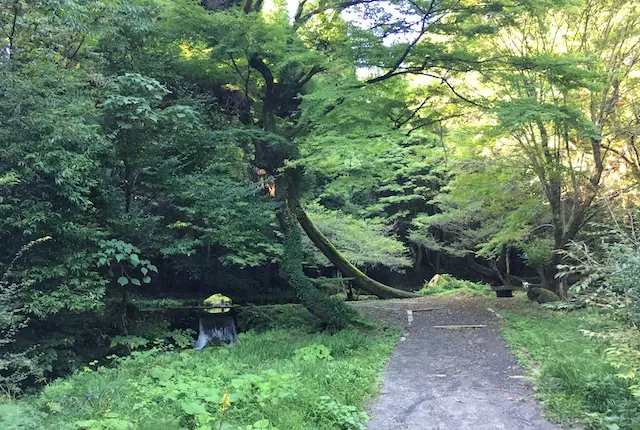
[1,0,639,428]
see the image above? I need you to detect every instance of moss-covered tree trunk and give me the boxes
[277,205,355,329]
[289,198,420,299]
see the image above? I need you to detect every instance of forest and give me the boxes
[0,0,639,428]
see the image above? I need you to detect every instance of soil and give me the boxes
[353,297,558,430]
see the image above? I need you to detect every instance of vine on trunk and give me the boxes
[278,208,356,330]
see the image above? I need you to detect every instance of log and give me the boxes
[433,324,487,329]
[137,304,301,312]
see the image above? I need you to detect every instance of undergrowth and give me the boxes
[500,308,640,429]
[417,274,494,298]
[0,318,400,430]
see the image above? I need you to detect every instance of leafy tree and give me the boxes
[415,0,640,293]
[479,0,640,293]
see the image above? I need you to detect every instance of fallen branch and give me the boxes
[433,324,487,329]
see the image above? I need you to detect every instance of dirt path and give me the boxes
[355,297,557,430]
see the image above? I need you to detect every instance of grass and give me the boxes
[500,307,640,429]
[0,312,401,430]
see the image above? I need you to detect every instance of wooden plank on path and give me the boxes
[433,324,487,329]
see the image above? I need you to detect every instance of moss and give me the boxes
[527,287,560,303]
[279,208,356,330]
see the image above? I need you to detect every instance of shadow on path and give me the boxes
[356,298,557,430]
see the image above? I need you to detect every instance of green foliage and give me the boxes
[0,238,51,396]
[304,203,411,270]
[412,150,549,263]
[109,336,150,350]
[555,220,640,401]
[583,329,640,400]
[558,220,640,324]
[96,240,157,288]
[520,239,555,267]
[0,59,108,318]
[315,396,369,430]
[418,275,493,298]
[501,308,640,428]
[3,0,640,410]
[0,403,48,430]
[292,344,333,361]
[3,324,401,429]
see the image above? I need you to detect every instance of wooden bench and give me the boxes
[491,285,515,298]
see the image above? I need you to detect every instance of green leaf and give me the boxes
[180,401,208,416]
[117,276,129,286]
[115,253,124,262]
[141,267,148,275]
[130,278,141,286]
[130,253,140,266]
[143,276,151,284]
[150,367,175,381]
[149,264,158,273]
[228,391,244,402]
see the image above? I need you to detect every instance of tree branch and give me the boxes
[7,0,20,59]
[365,13,430,84]
[248,53,274,91]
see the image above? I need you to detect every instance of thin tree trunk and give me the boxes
[289,198,419,298]
[413,243,423,280]
[505,247,511,275]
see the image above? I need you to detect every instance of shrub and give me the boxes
[0,238,51,397]
[417,274,493,297]
[556,219,640,402]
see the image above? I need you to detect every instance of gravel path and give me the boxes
[355,297,557,430]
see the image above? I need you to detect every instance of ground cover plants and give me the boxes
[500,307,640,429]
[0,318,401,430]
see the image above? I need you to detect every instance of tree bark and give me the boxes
[289,198,420,298]
[413,243,423,280]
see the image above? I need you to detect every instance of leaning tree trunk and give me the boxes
[289,198,420,299]
[277,206,356,329]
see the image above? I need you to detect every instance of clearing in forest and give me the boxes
[356,297,557,430]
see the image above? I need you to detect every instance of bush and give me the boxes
[417,274,493,297]
[556,219,640,403]
[0,238,51,397]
